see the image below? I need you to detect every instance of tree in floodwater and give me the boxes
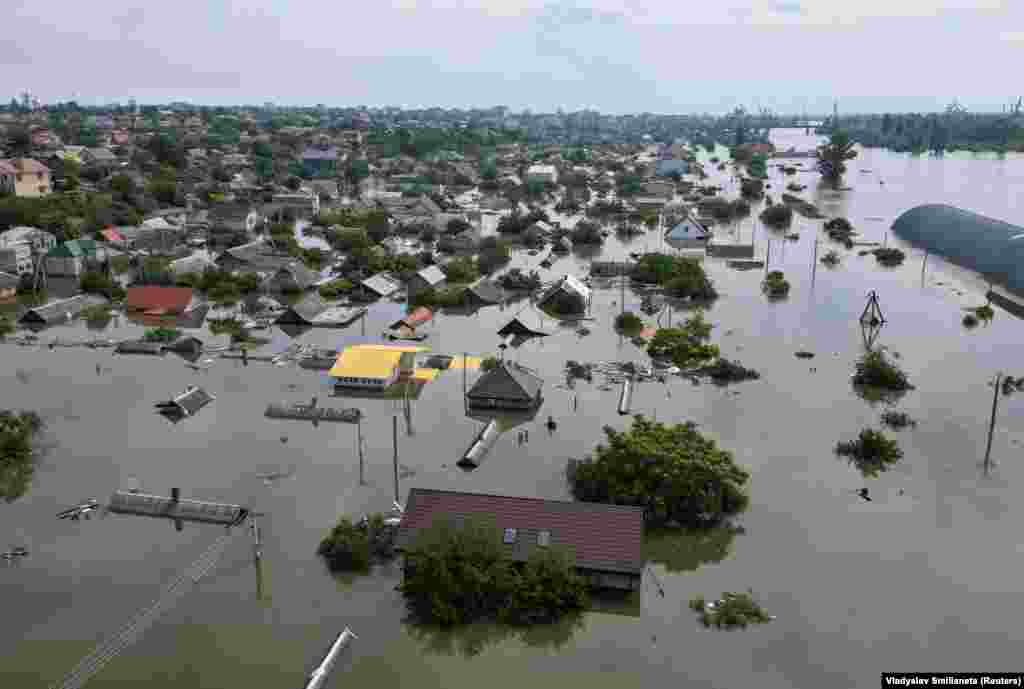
[570,416,749,527]
[0,411,44,502]
[816,129,859,187]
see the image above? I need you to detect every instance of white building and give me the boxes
[526,164,558,185]
[0,227,56,275]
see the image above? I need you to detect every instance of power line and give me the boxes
[50,524,244,689]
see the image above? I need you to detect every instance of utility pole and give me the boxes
[392,415,399,505]
[983,372,1002,474]
[356,417,365,486]
[811,238,819,288]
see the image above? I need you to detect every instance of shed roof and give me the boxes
[467,361,544,402]
[396,488,645,576]
[361,272,402,297]
[413,265,446,287]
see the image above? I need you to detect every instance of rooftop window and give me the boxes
[537,530,550,547]
[503,528,517,544]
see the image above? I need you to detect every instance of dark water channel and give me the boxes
[4,130,1024,687]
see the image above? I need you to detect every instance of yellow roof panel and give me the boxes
[449,355,482,370]
[412,368,440,382]
[348,344,430,354]
[329,348,403,379]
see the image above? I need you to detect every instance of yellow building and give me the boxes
[329,347,404,389]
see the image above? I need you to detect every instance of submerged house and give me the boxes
[125,286,198,316]
[45,239,107,277]
[275,293,365,328]
[666,219,710,248]
[406,265,446,296]
[465,280,506,307]
[396,488,645,591]
[496,308,549,339]
[466,361,544,411]
[19,294,108,327]
[536,275,592,314]
[216,240,294,273]
[329,346,404,389]
[263,261,319,294]
[359,272,403,300]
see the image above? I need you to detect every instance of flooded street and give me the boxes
[5,130,1024,688]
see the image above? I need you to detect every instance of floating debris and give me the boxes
[265,402,361,424]
[795,351,815,359]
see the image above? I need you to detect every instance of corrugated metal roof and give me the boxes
[396,488,645,575]
[108,490,244,525]
[538,275,591,306]
[329,347,403,379]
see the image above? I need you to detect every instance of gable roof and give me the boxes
[126,286,195,314]
[268,261,319,290]
[86,147,117,161]
[538,274,592,306]
[396,488,645,576]
[467,361,544,402]
[496,308,549,337]
[19,294,108,325]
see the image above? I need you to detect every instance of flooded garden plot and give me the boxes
[4,131,1024,687]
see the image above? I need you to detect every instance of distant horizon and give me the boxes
[7,1,1024,117]
[12,97,1022,118]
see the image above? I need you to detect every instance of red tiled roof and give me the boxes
[100,227,125,243]
[396,488,645,575]
[125,286,194,314]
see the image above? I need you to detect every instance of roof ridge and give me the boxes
[408,487,645,512]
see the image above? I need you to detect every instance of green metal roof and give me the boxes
[48,239,100,258]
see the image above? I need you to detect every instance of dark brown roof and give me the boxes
[396,488,645,575]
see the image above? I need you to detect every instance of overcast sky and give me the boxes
[4,0,1022,114]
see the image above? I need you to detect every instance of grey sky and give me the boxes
[4,0,1022,113]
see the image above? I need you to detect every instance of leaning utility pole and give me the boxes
[983,372,1003,474]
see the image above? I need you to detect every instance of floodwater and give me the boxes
[5,130,1024,687]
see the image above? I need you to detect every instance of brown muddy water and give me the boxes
[4,130,1024,688]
